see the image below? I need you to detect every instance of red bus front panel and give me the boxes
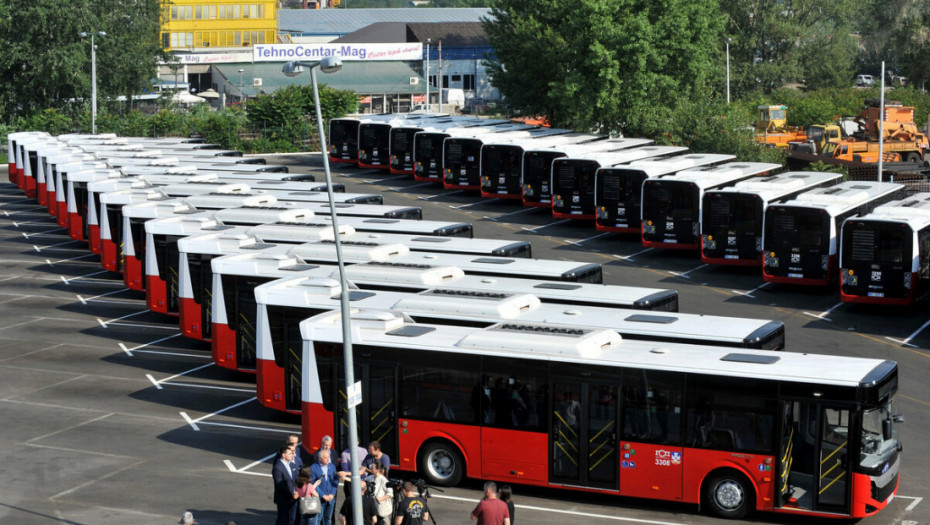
[123,255,144,290]
[211,322,243,371]
[179,297,204,341]
[258,357,289,413]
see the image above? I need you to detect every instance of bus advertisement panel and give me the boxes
[299,311,901,520]
[762,182,906,286]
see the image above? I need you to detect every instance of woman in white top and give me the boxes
[370,461,393,525]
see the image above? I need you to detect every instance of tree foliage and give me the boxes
[244,83,357,146]
[859,0,930,89]
[0,0,167,122]
[483,0,724,137]
[721,0,864,96]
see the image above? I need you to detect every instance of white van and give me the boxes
[856,74,875,87]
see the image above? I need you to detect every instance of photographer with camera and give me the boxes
[394,481,429,525]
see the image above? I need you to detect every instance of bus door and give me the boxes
[618,370,683,501]
[550,378,619,490]
[233,277,263,370]
[778,401,851,514]
[335,360,399,465]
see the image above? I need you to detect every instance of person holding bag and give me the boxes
[370,462,393,525]
[296,466,323,524]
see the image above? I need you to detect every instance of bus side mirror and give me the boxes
[882,419,893,441]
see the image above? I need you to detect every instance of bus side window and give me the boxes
[620,370,683,445]
[480,357,547,431]
[400,351,479,424]
[686,375,777,453]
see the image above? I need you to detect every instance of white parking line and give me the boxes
[77,287,132,304]
[885,318,930,347]
[668,264,708,279]
[732,281,770,299]
[613,248,654,262]
[59,270,110,285]
[522,219,571,233]
[34,239,82,251]
[451,199,496,209]
[21,227,66,238]
[96,309,149,328]
[179,397,257,432]
[431,493,686,525]
[418,189,464,200]
[363,175,407,184]
[899,495,923,511]
[46,253,96,265]
[803,302,843,322]
[390,182,434,191]
[484,207,536,221]
[566,232,612,246]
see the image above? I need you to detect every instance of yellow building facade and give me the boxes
[161,0,277,50]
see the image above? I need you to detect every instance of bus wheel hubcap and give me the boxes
[715,480,743,509]
[428,450,455,480]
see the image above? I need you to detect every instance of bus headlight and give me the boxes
[703,235,716,249]
[643,221,656,234]
[692,222,699,236]
[755,237,762,251]
[904,272,912,290]
[821,255,829,271]
[764,252,779,267]
[597,207,608,219]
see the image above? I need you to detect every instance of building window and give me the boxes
[442,75,449,89]
[233,5,241,18]
[258,5,265,18]
[162,33,170,48]
[195,6,202,19]
[234,31,241,46]
[464,74,475,90]
[170,6,178,20]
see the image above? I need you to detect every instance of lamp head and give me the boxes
[79,32,88,37]
[282,61,304,78]
[320,56,343,74]
[98,31,106,37]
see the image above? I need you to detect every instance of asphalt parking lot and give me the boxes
[0,155,927,525]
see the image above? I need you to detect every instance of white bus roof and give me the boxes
[351,252,600,282]
[643,162,782,190]
[524,137,653,156]
[869,193,930,225]
[301,311,884,387]
[99,187,171,205]
[610,153,737,177]
[178,231,291,256]
[710,171,844,201]
[773,181,903,214]
[157,181,252,197]
[559,145,688,166]
[397,118,510,132]
[481,132,604,149]
[67,168,125,183]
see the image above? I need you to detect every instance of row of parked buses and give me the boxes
[6,131,903,520]
[328,114,930,305]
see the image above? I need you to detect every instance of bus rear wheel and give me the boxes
[704,470,753,519]
[419,441,464,487]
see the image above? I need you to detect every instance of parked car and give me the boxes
[856,74,875,87]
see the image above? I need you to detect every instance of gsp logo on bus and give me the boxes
[655,449,681,466]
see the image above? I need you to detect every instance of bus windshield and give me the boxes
[860,397,900,470]
[847,225,908,265]
[643,182,697,219]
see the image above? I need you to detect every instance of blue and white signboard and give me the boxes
[253,43,423,62]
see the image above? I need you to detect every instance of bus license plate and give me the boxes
[867,292,885,297]
[724,255,738,259]
[788,273,803,278]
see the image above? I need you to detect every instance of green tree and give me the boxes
[483,0,724,137]
[244,83,356,146]
[721,0,864,95]
[0,0,166,122]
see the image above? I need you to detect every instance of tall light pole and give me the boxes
[79,31,106,134]
[425,38,431,112]
[282,56,363,525]
[726,38,731,104]
[238,68,245,103]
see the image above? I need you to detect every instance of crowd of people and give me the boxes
[271,434,516,525]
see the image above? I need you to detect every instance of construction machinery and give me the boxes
[787,99,929,169]
[753,105,808,150]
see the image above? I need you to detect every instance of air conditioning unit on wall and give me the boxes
[409,77,419,85]
[253,78,263,87]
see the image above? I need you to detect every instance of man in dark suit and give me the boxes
[273,446,299,525]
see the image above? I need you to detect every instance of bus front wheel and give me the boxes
[704,470,754,519]
[419,441,464,487]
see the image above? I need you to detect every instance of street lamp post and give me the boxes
[238,68,245,103]
[79,31,106,134]
[726,38,731,104]
[281,56,363,525]
[425,38,431,112]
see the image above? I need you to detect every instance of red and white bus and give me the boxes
[7,132,50,183]
[329,114,436,165]
[840,193,930,305]
[358,117,456,170]
[31,143,75,206]
[550,146,688,220]
[144,207,325,317]
[640,163,782,250]
[62,167,125,241]
[763,181,907,286]
[594,154,736,232]
[20,137,61,198]
[390,118,507,175]
[701,172,844,267]
[412,125,518,183]
[42,151,93,215]
[443,126,564,190]
[300,311,902,520]
[521,138,653,209]
[253,277,781,414]
[479,133,605,200]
